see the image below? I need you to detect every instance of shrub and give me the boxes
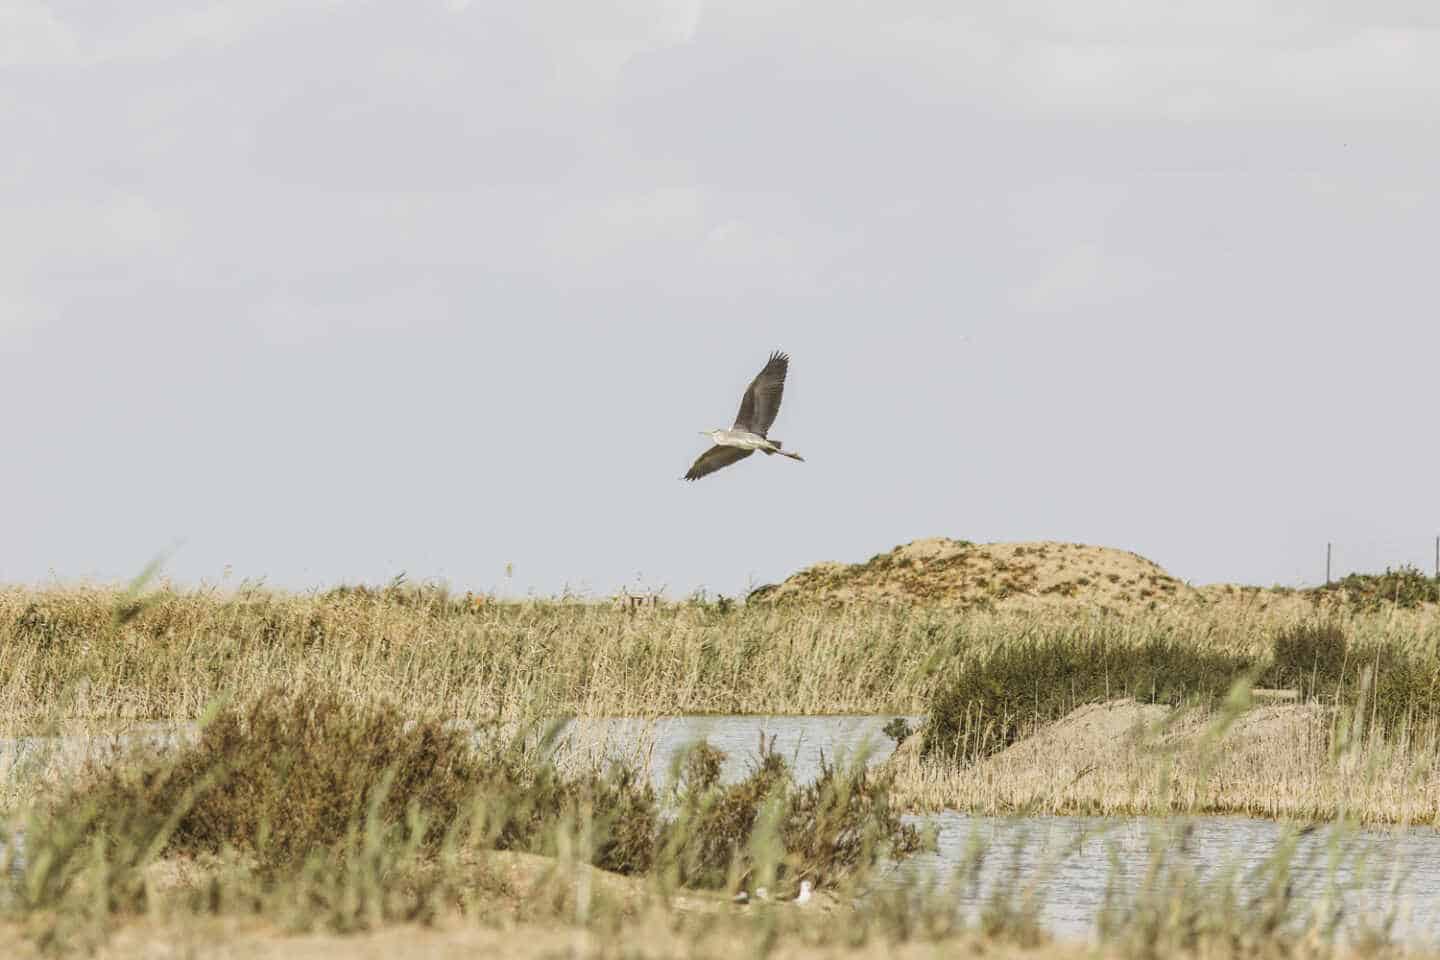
[39,690,659,876]
[22,693,924,921]
[1264,622,1348,701]
[661,739,923,892]
[1311,564,1440,611]
[882,717,914,746]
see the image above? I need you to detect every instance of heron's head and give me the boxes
[700,429,722,441]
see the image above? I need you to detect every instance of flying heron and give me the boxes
[683,351,805,481]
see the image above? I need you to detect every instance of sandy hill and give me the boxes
[749,538,1195,611]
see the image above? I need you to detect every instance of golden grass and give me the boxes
[4,583,1439,733]
[1,586,947,728]
[1,848,1430,960]
[4,843,1428,960]
[6,583,1440,827]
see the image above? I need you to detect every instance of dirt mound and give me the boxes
[961,698,1338,812]
[984,699,1172,767]
[886,698,1386,821]
[752,539,1194,610]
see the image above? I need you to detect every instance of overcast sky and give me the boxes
[3,2,1438,597]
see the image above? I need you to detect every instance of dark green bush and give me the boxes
[1263,622,1348,701]
[1354,643,1440,733]
[882,717,914,746]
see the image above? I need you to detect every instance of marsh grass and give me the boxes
[2,693,1437,957]
[920,619,1440,770]
[656,734,924,895]
[35,691,661,877]
[894,666,1440,825]
[8,570,1440,958]
[3,689,927,952]
[1,586,951,726]
[1094,819,1338,959]
[4,584,1440,734]
[7,583,1440,827]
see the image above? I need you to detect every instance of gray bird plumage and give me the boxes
[683,351,806,482]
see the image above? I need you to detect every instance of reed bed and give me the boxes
[4,583,1439,732]
[6,583,1440,828]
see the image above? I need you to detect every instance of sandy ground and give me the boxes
[755,537,1440,619]
[0,917,1101,960]
[758,539,1200,610]
[2,850,1089,960]
[888,698,1440,823]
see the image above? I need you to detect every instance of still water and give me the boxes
[553,713,913,788]
[5,714,1439,944]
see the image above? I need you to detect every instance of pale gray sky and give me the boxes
[4,2,1438,596]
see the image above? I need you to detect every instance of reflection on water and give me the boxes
[5,714,1440,944]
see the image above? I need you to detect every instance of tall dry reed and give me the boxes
[2,584,1439,732]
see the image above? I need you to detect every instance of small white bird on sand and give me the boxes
[731,882,812,905]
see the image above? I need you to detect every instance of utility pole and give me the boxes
[1326,542,1332,586]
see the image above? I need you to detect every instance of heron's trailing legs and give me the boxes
[764,440,805,462]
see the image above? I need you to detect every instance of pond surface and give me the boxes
[5,714,1440,945]
[881,812,1440,943]
[554,713,914,788]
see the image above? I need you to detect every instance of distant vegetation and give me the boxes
[3,572,1439,731]
[922,618,1440,764]
[1309,564,1440,610]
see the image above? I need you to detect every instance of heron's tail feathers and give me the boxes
[766,440,805,462]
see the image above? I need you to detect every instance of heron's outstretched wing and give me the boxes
[732,351,789,437]
[683,445,754,481]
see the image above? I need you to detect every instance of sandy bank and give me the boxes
[889,697,1440,824]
